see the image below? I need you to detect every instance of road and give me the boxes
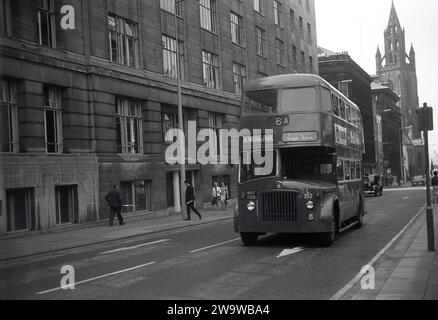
[0,188,426,300]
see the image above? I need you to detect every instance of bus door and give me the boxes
[336,159,349,221]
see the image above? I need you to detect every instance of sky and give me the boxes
[315,0,438,161]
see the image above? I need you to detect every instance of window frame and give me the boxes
[202,50,220,89]
[233,62,246,95]
[0,0,12,36]
[108,14,139,68]
[0,79,19,153]
[162,34,185,80]
[37,0,56,48]
[200,0,217,33]
[115,97,144,154]
[43,86,63,154]
[230,11,244,46]
[274,0,282,27]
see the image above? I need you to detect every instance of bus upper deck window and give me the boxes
[332,94,339,116]
[321,88,331,112]
[346,105,351,122]
[280,87,317,112]
[340,100,346,119]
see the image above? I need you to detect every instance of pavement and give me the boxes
[0,206,234,262]
[337,204,438,300]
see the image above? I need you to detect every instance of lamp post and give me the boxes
[174,0,186,219]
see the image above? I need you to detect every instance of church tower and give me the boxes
[376,1,420,139]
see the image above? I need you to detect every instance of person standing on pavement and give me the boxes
[212,181,221,209]
[105,184,125,227]
[184,180,202,220]
[220,182,229,209]
[431,171,438,203]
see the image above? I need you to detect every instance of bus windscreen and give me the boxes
[279,87,317,112]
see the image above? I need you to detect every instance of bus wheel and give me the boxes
[240,233,258,246]
[319,217,336,247]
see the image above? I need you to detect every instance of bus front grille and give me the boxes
[260,191,299,222]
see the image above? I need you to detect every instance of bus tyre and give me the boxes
[240,233,258,246]
[319,216,336,247]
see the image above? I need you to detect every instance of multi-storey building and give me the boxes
[0,0,318,234]
[371,81,403,181]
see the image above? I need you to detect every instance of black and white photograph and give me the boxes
[0,0,438,309]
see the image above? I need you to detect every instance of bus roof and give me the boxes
[244,74,333,92]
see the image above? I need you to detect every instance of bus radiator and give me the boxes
[260,191,299,222]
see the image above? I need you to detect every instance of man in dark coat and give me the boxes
[105,184,125,226]
[184,180,202,220]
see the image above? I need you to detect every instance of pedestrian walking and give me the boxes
[431,171,438,203]
[220,182,229,209]
[105,184,125,227]
[211,181,221,209]
[184,180,202,220]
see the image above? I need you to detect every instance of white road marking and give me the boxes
[403,196,411,200]
[99,239,170,255]
[189,238,241,253]
[330,204,426,300]
[277,247,305,258]
[36,261,156,295]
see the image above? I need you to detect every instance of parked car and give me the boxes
[363,174,383,196]
[412,175,426,186]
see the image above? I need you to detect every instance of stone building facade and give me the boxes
[0,0,318,234]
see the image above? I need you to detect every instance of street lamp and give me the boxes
[174,0,186,219]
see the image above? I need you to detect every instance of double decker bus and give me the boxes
[235,74,365,246]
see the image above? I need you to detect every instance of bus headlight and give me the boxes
[247,202,256,212]
[306,201,314,210]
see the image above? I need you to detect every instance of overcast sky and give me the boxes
[315,0,438,160]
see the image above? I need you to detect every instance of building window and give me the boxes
[233,63,246,95]
[202,50,220,89]
[256,27,266,56]
[307,23,312,44]
[0,0,11,36]
[115,98,143,154]
[274,1,282,26]
[309,56,313,72]
[230,12,244,45]
[43,86,63,154]
[37,0,56,47]
[6,188,36,232]
[200,0,217,33]
[275,38,285,65]
[121,180,152,214]
[108,15,139,68]
[299,16,304,38]
[55,185,78,225]
[162,35,184,79]
[254,0,261,13]
[162,110,187,144]
[209,112,222,156]
[160,0,183,16]
[292,45,297,71]
[0,79,18,153]
[289,9,295,31]
[300,50,305,70]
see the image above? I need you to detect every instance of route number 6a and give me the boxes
[276,117,290,126]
